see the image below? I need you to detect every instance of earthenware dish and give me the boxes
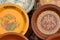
[31,4,60,39]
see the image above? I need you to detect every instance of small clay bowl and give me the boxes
[46,33,60,40]
[31,4,60,39]
[0,32,28,40]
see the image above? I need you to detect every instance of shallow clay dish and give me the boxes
[0,32,28,40]
[31,4,60,39]
[46,33,60,40]
[0,4,29,35]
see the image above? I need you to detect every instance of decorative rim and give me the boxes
[31,4,60,39]
[26,0,35,13]
[0,32,28,40]
[0,3,29,35]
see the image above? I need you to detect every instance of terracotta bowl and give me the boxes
[0,32,28,40]
[31,4,60,39]
[46,33,60,40]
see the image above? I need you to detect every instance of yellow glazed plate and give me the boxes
[0,4,29,35]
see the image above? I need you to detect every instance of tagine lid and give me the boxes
[0,0,35,13]
[31,4,60,39]
[0,4,29,35]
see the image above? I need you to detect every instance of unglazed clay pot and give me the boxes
[46,33,60,40]
[31,4,60,39]
[0,32,28,40]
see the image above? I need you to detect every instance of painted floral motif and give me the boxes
[41,14,57,31]
[0,14,20,31]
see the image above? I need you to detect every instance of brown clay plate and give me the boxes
[0,32,28,40]
[46,33,60,40]
[31,4,60,39]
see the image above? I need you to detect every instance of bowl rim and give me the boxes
[0,32,28,40]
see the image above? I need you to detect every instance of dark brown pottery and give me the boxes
[46,33,60,40]
[31,4,60,39]
[0,32,28,40]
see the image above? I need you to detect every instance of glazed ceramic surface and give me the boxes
[0,4,29,35]
[0,0,35,13]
